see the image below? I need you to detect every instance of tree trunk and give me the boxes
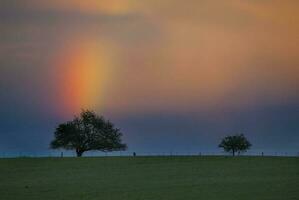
[76,149,84,157]
[232,149,235,157]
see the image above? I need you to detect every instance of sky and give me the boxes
[0,0,299,155]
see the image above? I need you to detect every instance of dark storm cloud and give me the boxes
[114,103,299,153]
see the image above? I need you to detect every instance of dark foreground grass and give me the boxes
[0,156,298,200]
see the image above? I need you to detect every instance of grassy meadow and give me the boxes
[0,156,298,200]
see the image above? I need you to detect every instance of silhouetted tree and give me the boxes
[218,134,251,156]
[50,110,127,157]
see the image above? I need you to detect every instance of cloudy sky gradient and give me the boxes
[1,0,298,154]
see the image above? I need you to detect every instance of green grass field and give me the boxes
[0,156,298,200]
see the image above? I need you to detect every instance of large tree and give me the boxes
[50,110,127,157]
[218,134,251,156]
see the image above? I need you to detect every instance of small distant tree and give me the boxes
[50,110,127,157]
[218,134,251,156]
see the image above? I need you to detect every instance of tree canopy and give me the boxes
[50,110,127,157]
[218,134,251,156]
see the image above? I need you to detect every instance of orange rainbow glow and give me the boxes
[55,41,112,116]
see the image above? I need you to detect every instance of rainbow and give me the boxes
[54,40,112,116]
